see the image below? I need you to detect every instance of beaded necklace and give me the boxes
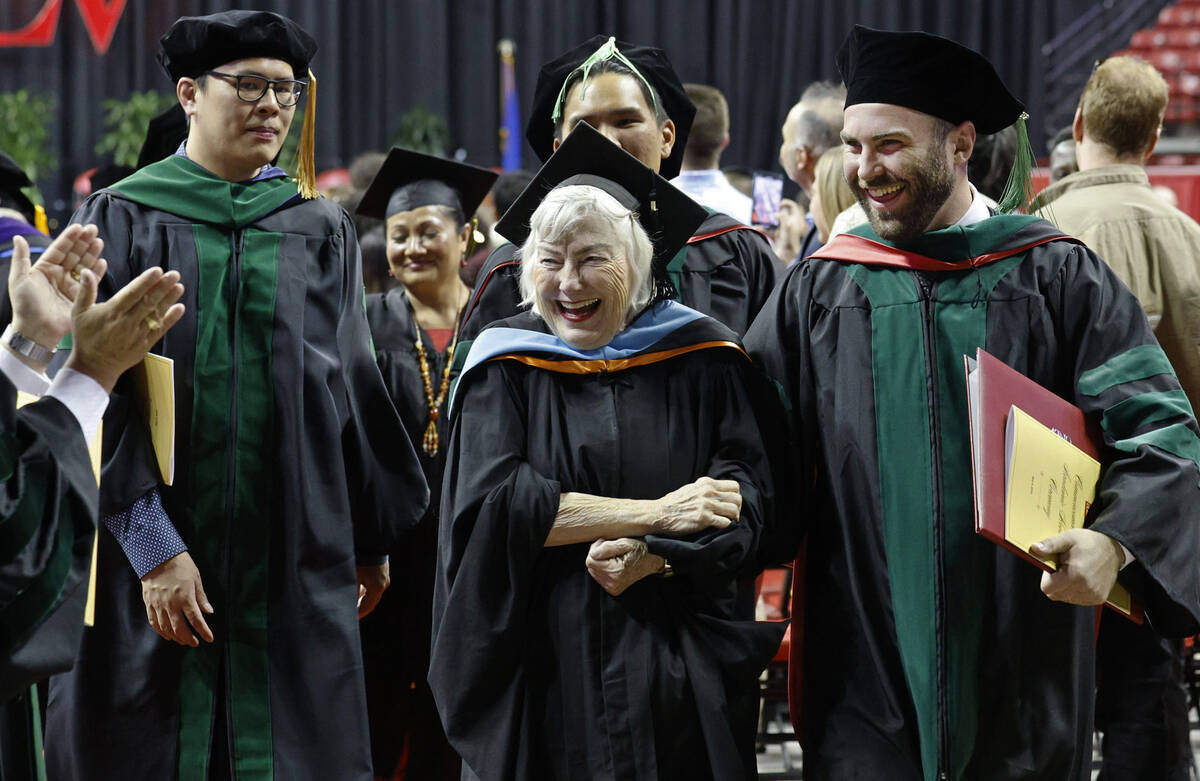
[411,292,464,457]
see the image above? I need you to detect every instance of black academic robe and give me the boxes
[361,287,459,777]
[429,302,786,781]
[45,156,429,781]
[0,372,97,781]
[745,216,1200,781]
[459,211,777,342]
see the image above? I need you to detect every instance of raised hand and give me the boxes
[8,225,107,354]
[65,266,185,392]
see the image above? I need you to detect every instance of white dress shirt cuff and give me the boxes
[1118,541,1134,570]
[0,344,52,396]
[45,367,110,448]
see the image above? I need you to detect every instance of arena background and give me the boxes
[0,0,1157,222]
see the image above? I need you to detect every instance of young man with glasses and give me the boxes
[44,11,428,781]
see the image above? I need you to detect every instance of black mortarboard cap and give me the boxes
[356,147,498,221]
[0,151,37,223]
[836,25,1024,135]
[526,35,696,179]
[157,10,317,82]
[497,122,706,267]
[136,104,189,170]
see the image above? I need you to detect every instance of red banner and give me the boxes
[0,0,127,55]
[0,0,63,48]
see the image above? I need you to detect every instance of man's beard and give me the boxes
[852,144,954,245]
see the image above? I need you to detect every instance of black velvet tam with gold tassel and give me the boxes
[156,9,320,199]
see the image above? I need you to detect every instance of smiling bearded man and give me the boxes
[745,25,1200,781]
[44,10,428,781]
[849,115,955,245]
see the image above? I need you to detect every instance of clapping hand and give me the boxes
[8,225,107,357]
[65,266,185,392]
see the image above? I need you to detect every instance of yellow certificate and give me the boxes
[1005,404,1133,615]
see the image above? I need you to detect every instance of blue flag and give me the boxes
[498,39,522,170]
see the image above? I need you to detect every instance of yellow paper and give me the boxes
[84,421,101,626]
[133,353,175,485]
[16,391,102,625]
[1004,405,1133,615]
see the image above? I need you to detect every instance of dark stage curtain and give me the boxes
[0,0,1098,222]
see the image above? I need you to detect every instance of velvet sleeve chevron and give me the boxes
[1055,243,1200,636]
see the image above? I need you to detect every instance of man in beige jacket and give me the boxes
[1033,57,1200,404]
[1032,55,1199,781]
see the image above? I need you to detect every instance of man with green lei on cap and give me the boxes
[44,11,428,781]
[459,35,778,344]
[745,25,1200,781]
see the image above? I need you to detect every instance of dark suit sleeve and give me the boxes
[334,214,429,560]
[459,244,521,342]
[0,374,97,696]
[731,227,780,330]
[643,355,781,579]
[681,225,778,336]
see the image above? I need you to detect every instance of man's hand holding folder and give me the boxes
[1031,528,1126,606]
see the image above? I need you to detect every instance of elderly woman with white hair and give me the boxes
[429,126,785,781]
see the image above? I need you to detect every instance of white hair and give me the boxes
[518,184,654,323]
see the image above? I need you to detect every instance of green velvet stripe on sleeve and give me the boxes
[1078,344,1178,397]
[1101,389,1195,435]
[1085,352,1200,480]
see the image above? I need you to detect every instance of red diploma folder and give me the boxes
[964,347,1142,622]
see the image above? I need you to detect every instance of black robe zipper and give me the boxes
[914,271,951,781]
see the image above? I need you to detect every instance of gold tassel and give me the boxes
[295,68,319,200]
[33,203,49,236]
[423,418,439,457]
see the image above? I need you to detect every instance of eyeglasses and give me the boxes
[206,71,306,107]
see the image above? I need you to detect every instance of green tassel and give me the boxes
[551,36,660,124]
[30,684,47,781]
[995,112,1034,214]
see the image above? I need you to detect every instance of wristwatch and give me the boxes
[2,324,57,364]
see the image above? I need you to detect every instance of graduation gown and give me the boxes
[0,374,97,781]
[361,287,458,776]
[744,216,1200,781]
[429,301,786,781]
[45,155,429,781]
[459,211,777,342]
